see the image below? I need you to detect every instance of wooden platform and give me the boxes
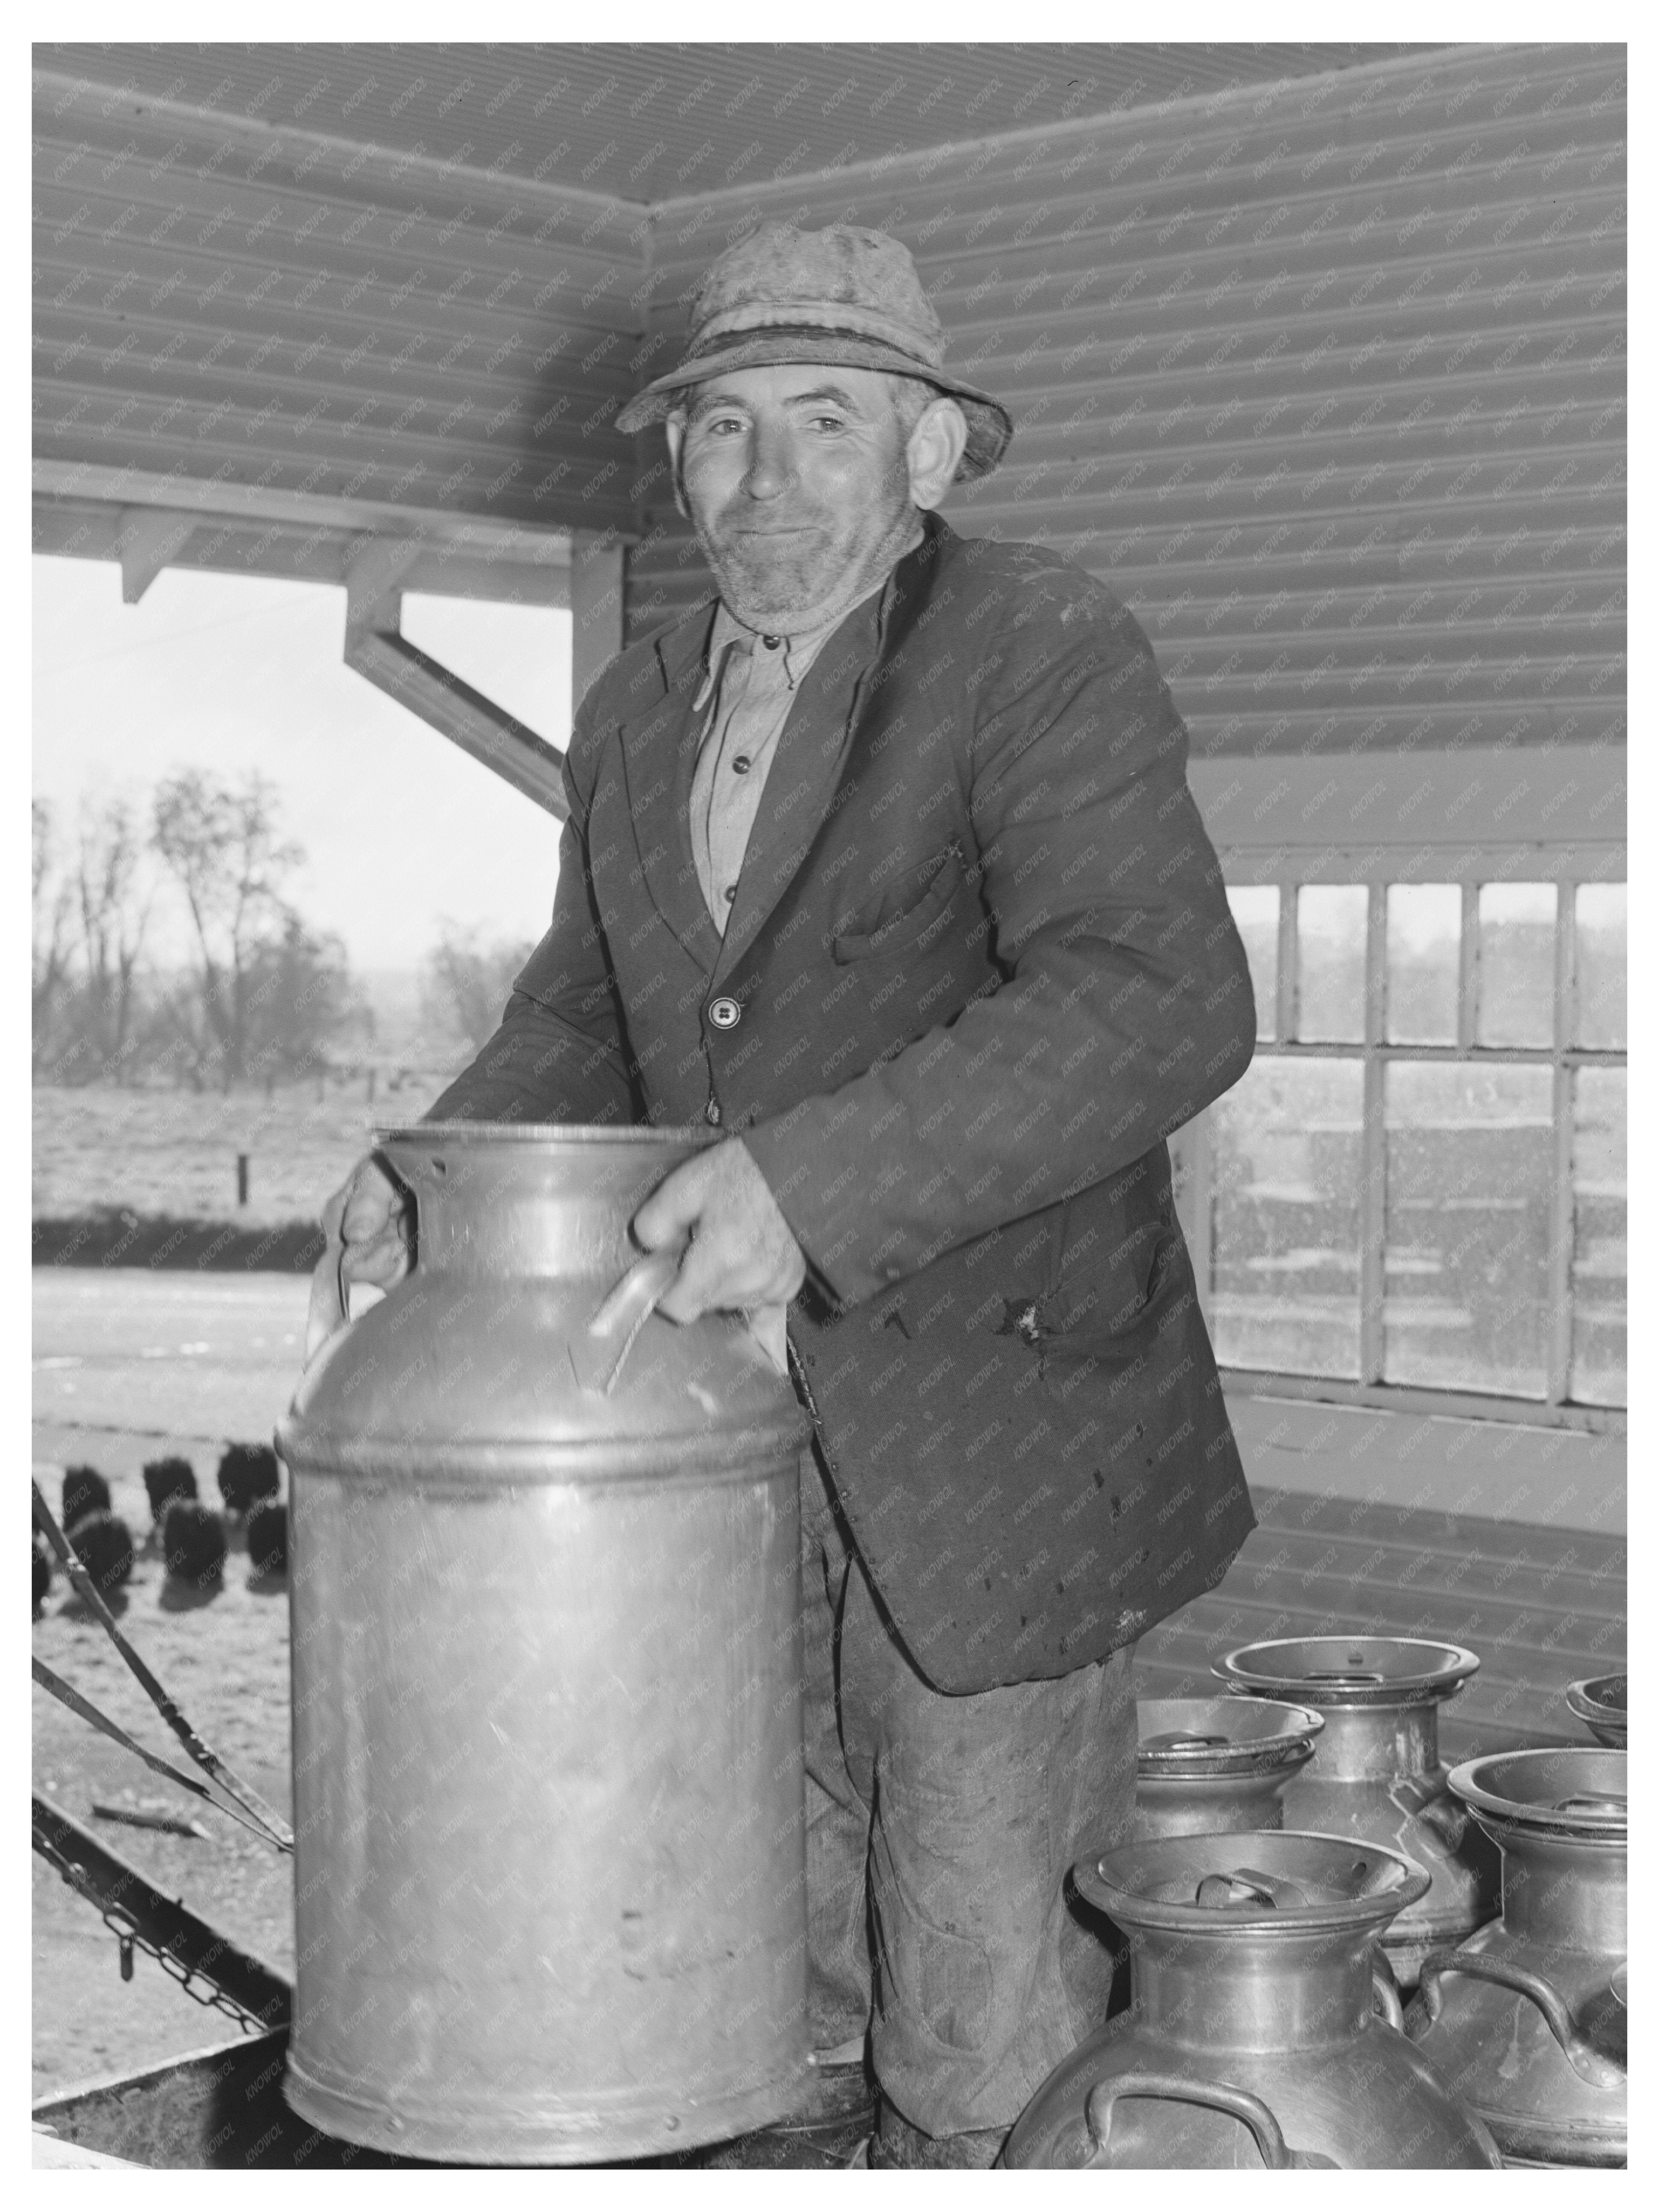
[1136,1484,1626,1763]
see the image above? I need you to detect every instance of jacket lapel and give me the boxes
[617,602,724,972]
[711,522,948,987]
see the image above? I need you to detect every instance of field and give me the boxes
[32,1075,457,1229]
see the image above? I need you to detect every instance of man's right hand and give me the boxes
[304,1154,414,1363]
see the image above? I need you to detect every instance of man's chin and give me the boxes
[704,549,829,626]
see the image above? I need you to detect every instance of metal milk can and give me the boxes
[1134,1698,1324,1840]
[277,1125,812,2164]
[1565,1673,1626,1747]
[1214,1636,1499,1984]
[1405,1747,1626,2167]
[1002,1832,1502,2169]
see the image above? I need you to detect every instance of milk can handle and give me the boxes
[303,1241,353,1362]
[1084,2072,1295,2170]
[571,1245,686,1396]
[1416,1950,1626,2089]
[1371,1950,1406,2031]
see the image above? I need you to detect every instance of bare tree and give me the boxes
[71,796,152,1084]
[422,921,535,1057]
[151,770,305,1089]
[32,801,75,1072]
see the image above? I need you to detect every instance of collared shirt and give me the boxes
[687,529,920,930]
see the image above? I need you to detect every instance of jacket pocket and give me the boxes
[1045,1204,1181,1361]
[831,844,967,964]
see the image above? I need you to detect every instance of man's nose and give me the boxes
[743,422,795,500]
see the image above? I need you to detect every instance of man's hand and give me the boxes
[632,1139,806,1326]
[304,1154,413,1363]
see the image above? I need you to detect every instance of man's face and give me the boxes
[668,364,922,630]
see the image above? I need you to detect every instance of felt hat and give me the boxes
[615,223,1013,481]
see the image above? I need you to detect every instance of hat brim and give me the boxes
[615,328,1012,482]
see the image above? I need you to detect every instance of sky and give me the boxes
[32,554,573,972]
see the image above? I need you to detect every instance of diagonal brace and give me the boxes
[343,541,568,819]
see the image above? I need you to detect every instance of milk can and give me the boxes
[1002,1832,1501,2169]
[1134,1699,1324,1840]
[1565,1673,1626,1748]
[1214,1638,1499,1985]
[276,1125,812,2164]
[1405,1748,1626,2167]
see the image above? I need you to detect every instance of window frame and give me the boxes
[1173,843,1625,1434]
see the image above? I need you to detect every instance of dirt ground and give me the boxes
[32,1270,311,2100]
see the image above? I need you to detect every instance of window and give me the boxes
[1172,864,1626,1424]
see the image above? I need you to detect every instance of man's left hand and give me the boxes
[632,1138,807,1325]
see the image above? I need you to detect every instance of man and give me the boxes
[314,224,1257,2167]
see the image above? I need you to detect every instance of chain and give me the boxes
[35,1825,269,2034]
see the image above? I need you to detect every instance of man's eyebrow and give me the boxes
[686,388,749,422]
[784,384,868,412]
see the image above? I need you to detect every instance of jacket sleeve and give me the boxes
[423,702,639,1128]
[742,571,1255,1307]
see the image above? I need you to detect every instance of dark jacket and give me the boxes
[431,513,1257,1693]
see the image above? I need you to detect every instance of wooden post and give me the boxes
[236,1154,249,1208]
[571,531,625,713]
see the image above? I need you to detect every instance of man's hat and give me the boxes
[615,223,1013,481]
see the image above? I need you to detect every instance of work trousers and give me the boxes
[799,1444,1138,2150]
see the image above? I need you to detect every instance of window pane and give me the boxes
[1209,1055,1362,1377]
[1574,884,1626,1049]
[1226,885,1278,1043]
[1383,1061,1553,1395]
[1296,885,1367,1042]
[1571,1066,1626,1406]
[1476,882,1556,1047]
[1386,883,1460,1044]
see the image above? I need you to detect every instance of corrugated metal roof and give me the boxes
[34,43,1435,205]
[628,42,1626,768]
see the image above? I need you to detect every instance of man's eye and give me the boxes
[811,415,847,432]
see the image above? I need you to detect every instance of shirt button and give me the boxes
[731,754,751,774]
[708,996,742,1030]
[724,885,737,904]
[762,635,781,649]
[705,1097,722,1126]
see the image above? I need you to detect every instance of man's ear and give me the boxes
[905,398,970,511]
[665,416,691,520]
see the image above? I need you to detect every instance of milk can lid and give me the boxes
[1214,1635,1479,1707]
[1075,1830,1431,1935]
[1566,1672,1627,1725]
[1449,1747,1627,1840]
[1136,1697,1324,1777]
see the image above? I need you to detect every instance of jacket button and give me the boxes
[705,1097,722,1125]
[708,996,742,1030]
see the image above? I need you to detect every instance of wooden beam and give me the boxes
[115,508,197,603]
[34,460,578,579]
[571,532,626,709]
[341,538,568,815]
[344,626,568,820]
